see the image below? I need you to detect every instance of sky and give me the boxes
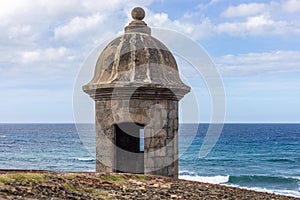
[0,0,300,123]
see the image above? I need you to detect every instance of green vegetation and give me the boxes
[63,173,84,179]
[0,172,148,199]
[131,174,147,180]
[99,173,147,184]
[99,174,128,184]
[0,173,45,185]
[63,182,112,200]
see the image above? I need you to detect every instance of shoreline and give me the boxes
[0,170,298,199]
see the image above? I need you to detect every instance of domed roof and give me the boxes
[83,7,190,100]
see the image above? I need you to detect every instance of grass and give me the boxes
[63,173,84,179]
[0,173,147,186]
[131,174,147,181]
[0,173,45,186]
[99,173,147,184]
[99,174,128,184]
[63,182,112,200]
[0,172,148,199]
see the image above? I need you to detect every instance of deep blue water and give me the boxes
[179,124,300,197]
[0,123,299,197]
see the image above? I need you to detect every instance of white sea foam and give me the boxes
[178,170,197,176]
[254,188,300,198]
[179,175,229,184]
[227,185,300,198]
[179,174,300,198]
[76,158,95,161]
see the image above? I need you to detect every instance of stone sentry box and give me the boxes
[83,7,190,178]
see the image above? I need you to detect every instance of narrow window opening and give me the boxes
[140,128,144,152]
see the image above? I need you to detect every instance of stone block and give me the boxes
[167,118,174,128]
[173,120,178,130]
[152,137,164,149]
[174,118,178,126]
[165,138,174,146]
[96,155,115,171]
[166,146,174,155]
[144,138,151,150]
[154,129,167,138]
[144,157,155,168]
[168,101,176,109]
[140,100,152,108]
[129,99,140,108]
[167,110,174,118]
[154,156,173,168]
[167,129,174,138]
[167,165,175,176]
[154,147,167,157]
[105,101,111,108]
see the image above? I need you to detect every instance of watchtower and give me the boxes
[83,7,190,178]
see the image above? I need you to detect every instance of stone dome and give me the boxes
[83,7,190,100]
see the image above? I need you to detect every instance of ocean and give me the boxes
[0,123,299,197]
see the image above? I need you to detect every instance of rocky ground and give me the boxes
[0,170,298,200]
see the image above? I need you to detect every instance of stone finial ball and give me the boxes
[131,7,145,20]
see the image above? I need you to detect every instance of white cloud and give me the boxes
[147,11,300,39]
[21,51,40,63]
[0,0,153,42]
[54,14,106,40]
[221,1,300,18]
[0,46,80,80]
[148,13,169,26]
[0,0,152,22]
[8,25,31,37]
[197,0,222,10]
[216,14,295,36]
[0,0,154,78]
[282,0,300,13]
[20,47,73,64]
[221,3,266,18]
[200,1,300,37]
[215,51,300,76]
[147,12,216,39]
[208,0,221,6]
[142,0,300,39]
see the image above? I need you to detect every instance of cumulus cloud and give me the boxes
[147,11,300,39]
[0,46,80,80]
[0,1,299,78]
[140,0,300,40]
[0,0,154,78]
[8,25,31,37]
[215,51,300,76]
[216,14,297,36]
[147,12,216,39]
[54,14,106,41]
[221,3,266,18]
[282,0,300,13]
[20,47,74,64]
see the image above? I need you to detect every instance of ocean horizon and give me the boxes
[0,123,299,197]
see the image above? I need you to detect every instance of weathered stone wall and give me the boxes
[83,7,190,179]
[95,98,179,178]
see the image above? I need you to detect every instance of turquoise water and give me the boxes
[0,124,299,197]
